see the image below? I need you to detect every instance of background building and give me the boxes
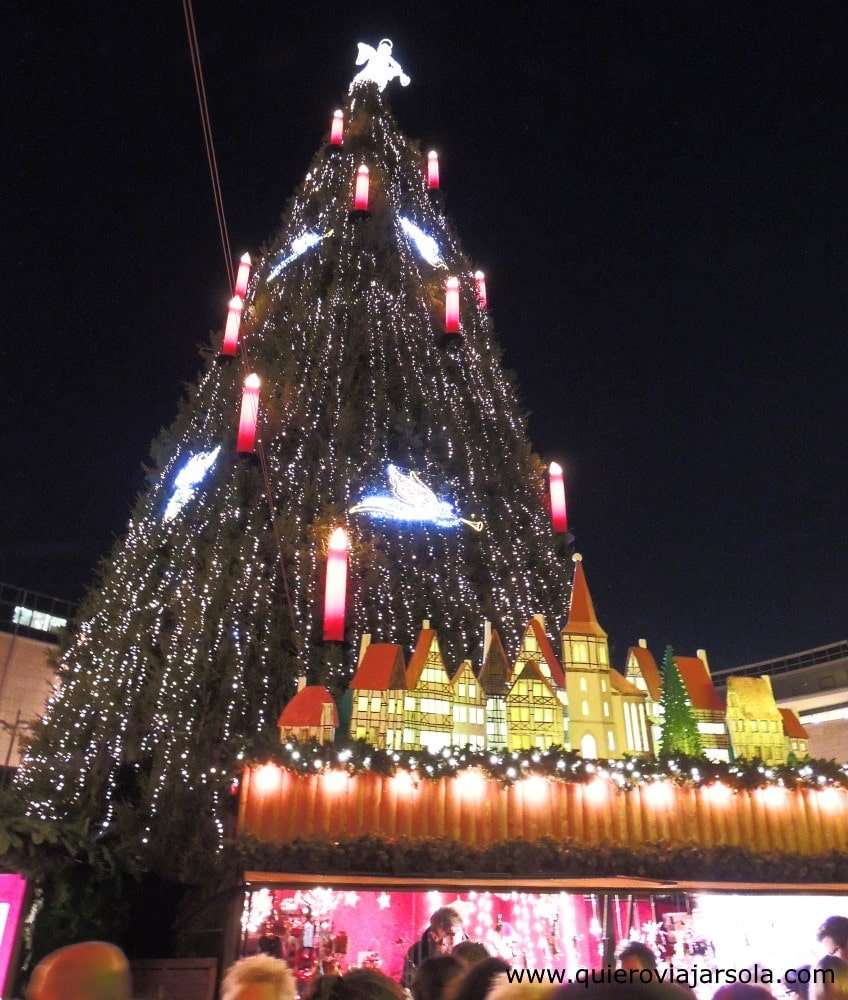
[0,583,70,769]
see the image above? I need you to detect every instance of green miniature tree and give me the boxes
[659,645,703,756]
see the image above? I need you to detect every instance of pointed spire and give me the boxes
[563,553,607,638]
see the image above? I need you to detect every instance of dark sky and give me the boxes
[5,2,846,669]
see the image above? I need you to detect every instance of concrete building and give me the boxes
[0,583,71,768]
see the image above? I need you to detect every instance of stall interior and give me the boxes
[240,885,847,996]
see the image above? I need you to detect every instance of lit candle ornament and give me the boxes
[548,461,568,533]
[234,253,252,297]
[221,295,244,356]
[353,164,370,211]
[427,150,440,190]
[323,527,350,642]
[444,276,461,334]
[330,109,344,146]
[236,373,261,453]
[474,270,487,310]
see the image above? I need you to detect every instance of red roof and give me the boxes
[674,656,724,712]
[278,686,338,728]
[610,669,644,698]
[523,617,565,687]
[350,643,406,691]
[627,646,662,701]
[478,628,512,695]
[779,708,809,740]
[563,558,607,638]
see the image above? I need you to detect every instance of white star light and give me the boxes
[377,892,391,910]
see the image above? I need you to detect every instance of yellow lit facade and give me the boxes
[451,659,486,749]
[506,661,563,750]
[403,626,453,752]
[725,675,786,763]
[348,640,406,749]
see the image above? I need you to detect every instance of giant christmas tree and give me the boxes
[17,42,573,866]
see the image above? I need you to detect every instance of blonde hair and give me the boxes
[221,954,297,1000]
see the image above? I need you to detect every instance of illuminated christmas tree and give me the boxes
[17,42,572,864]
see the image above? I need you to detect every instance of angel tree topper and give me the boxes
[350,39,411,93]
[349,465,483,532]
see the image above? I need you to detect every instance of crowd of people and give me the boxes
[19,909,848,1000]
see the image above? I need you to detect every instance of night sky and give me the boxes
[5,2,846,669]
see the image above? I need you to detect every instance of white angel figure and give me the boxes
[349,39,411,93]
[349,464,483,531]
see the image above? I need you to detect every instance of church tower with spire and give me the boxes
[561,554,618,758]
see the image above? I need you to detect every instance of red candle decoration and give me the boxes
[221,295,244,357]
[323,527,349,642]
[445,276,461,334]
[234,253,252,298]
[330,109,344,146]
[236,373,261,453]
[548,461,568,533]
[427,150,440,190]
[353,165,370,211]
[474,270,487,310]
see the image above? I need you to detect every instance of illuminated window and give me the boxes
[600,679,607,693]
[607,731,616,752]
[573,642,588,662]
[751,721,758,732]
[581,700,589,716]
[598,645,608,665]
[534,707,543,722]
[355,727,366,739]
[12,605,68,634]
[404,696,416,711]
[579,677,588,692]
[603,701,610,718]
[520,707,530,722]
[357,696,368,712]
[458,683,466,698]
[468,683,476,699]
[421,731,450,752]
[421,698,450,715]
[453,705,467,723]
[370,697,381,713]
[403,728,414,744]
[388,699,396,715]
[472,708,484,725]
[543,708,553,723]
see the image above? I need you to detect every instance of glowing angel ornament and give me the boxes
[350,464,483,532]
[349,39,411,93]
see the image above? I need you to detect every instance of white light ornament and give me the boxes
[350,39,410,93]
[163,446,221,522]
[398,217,445,268]
[268,230,334,280]
[349,464,483,532]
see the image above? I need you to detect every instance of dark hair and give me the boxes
[309,970,405,1000]
[618,942,658,971]
[786,965,811,1000]
[712,986,775,1000]
[451,957,510,1000]
[413,955,465,1000]
[431,907,463,933]
[452,942,490,966]
[819,917,848,950]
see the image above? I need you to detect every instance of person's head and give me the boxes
[221,954,296,1000]
[819,918,848,960]
[712,986,774,1000]
[812,955,848,1000]
[310,969,405,1000]
[451,957,510,1000]
[487,972,558,1000]
[618,941,658,973]
[413,955,465,1000]
[429,907,464,954]
[787,966,812,1000]
[27,941,131,1000]
[452,941,490,967]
